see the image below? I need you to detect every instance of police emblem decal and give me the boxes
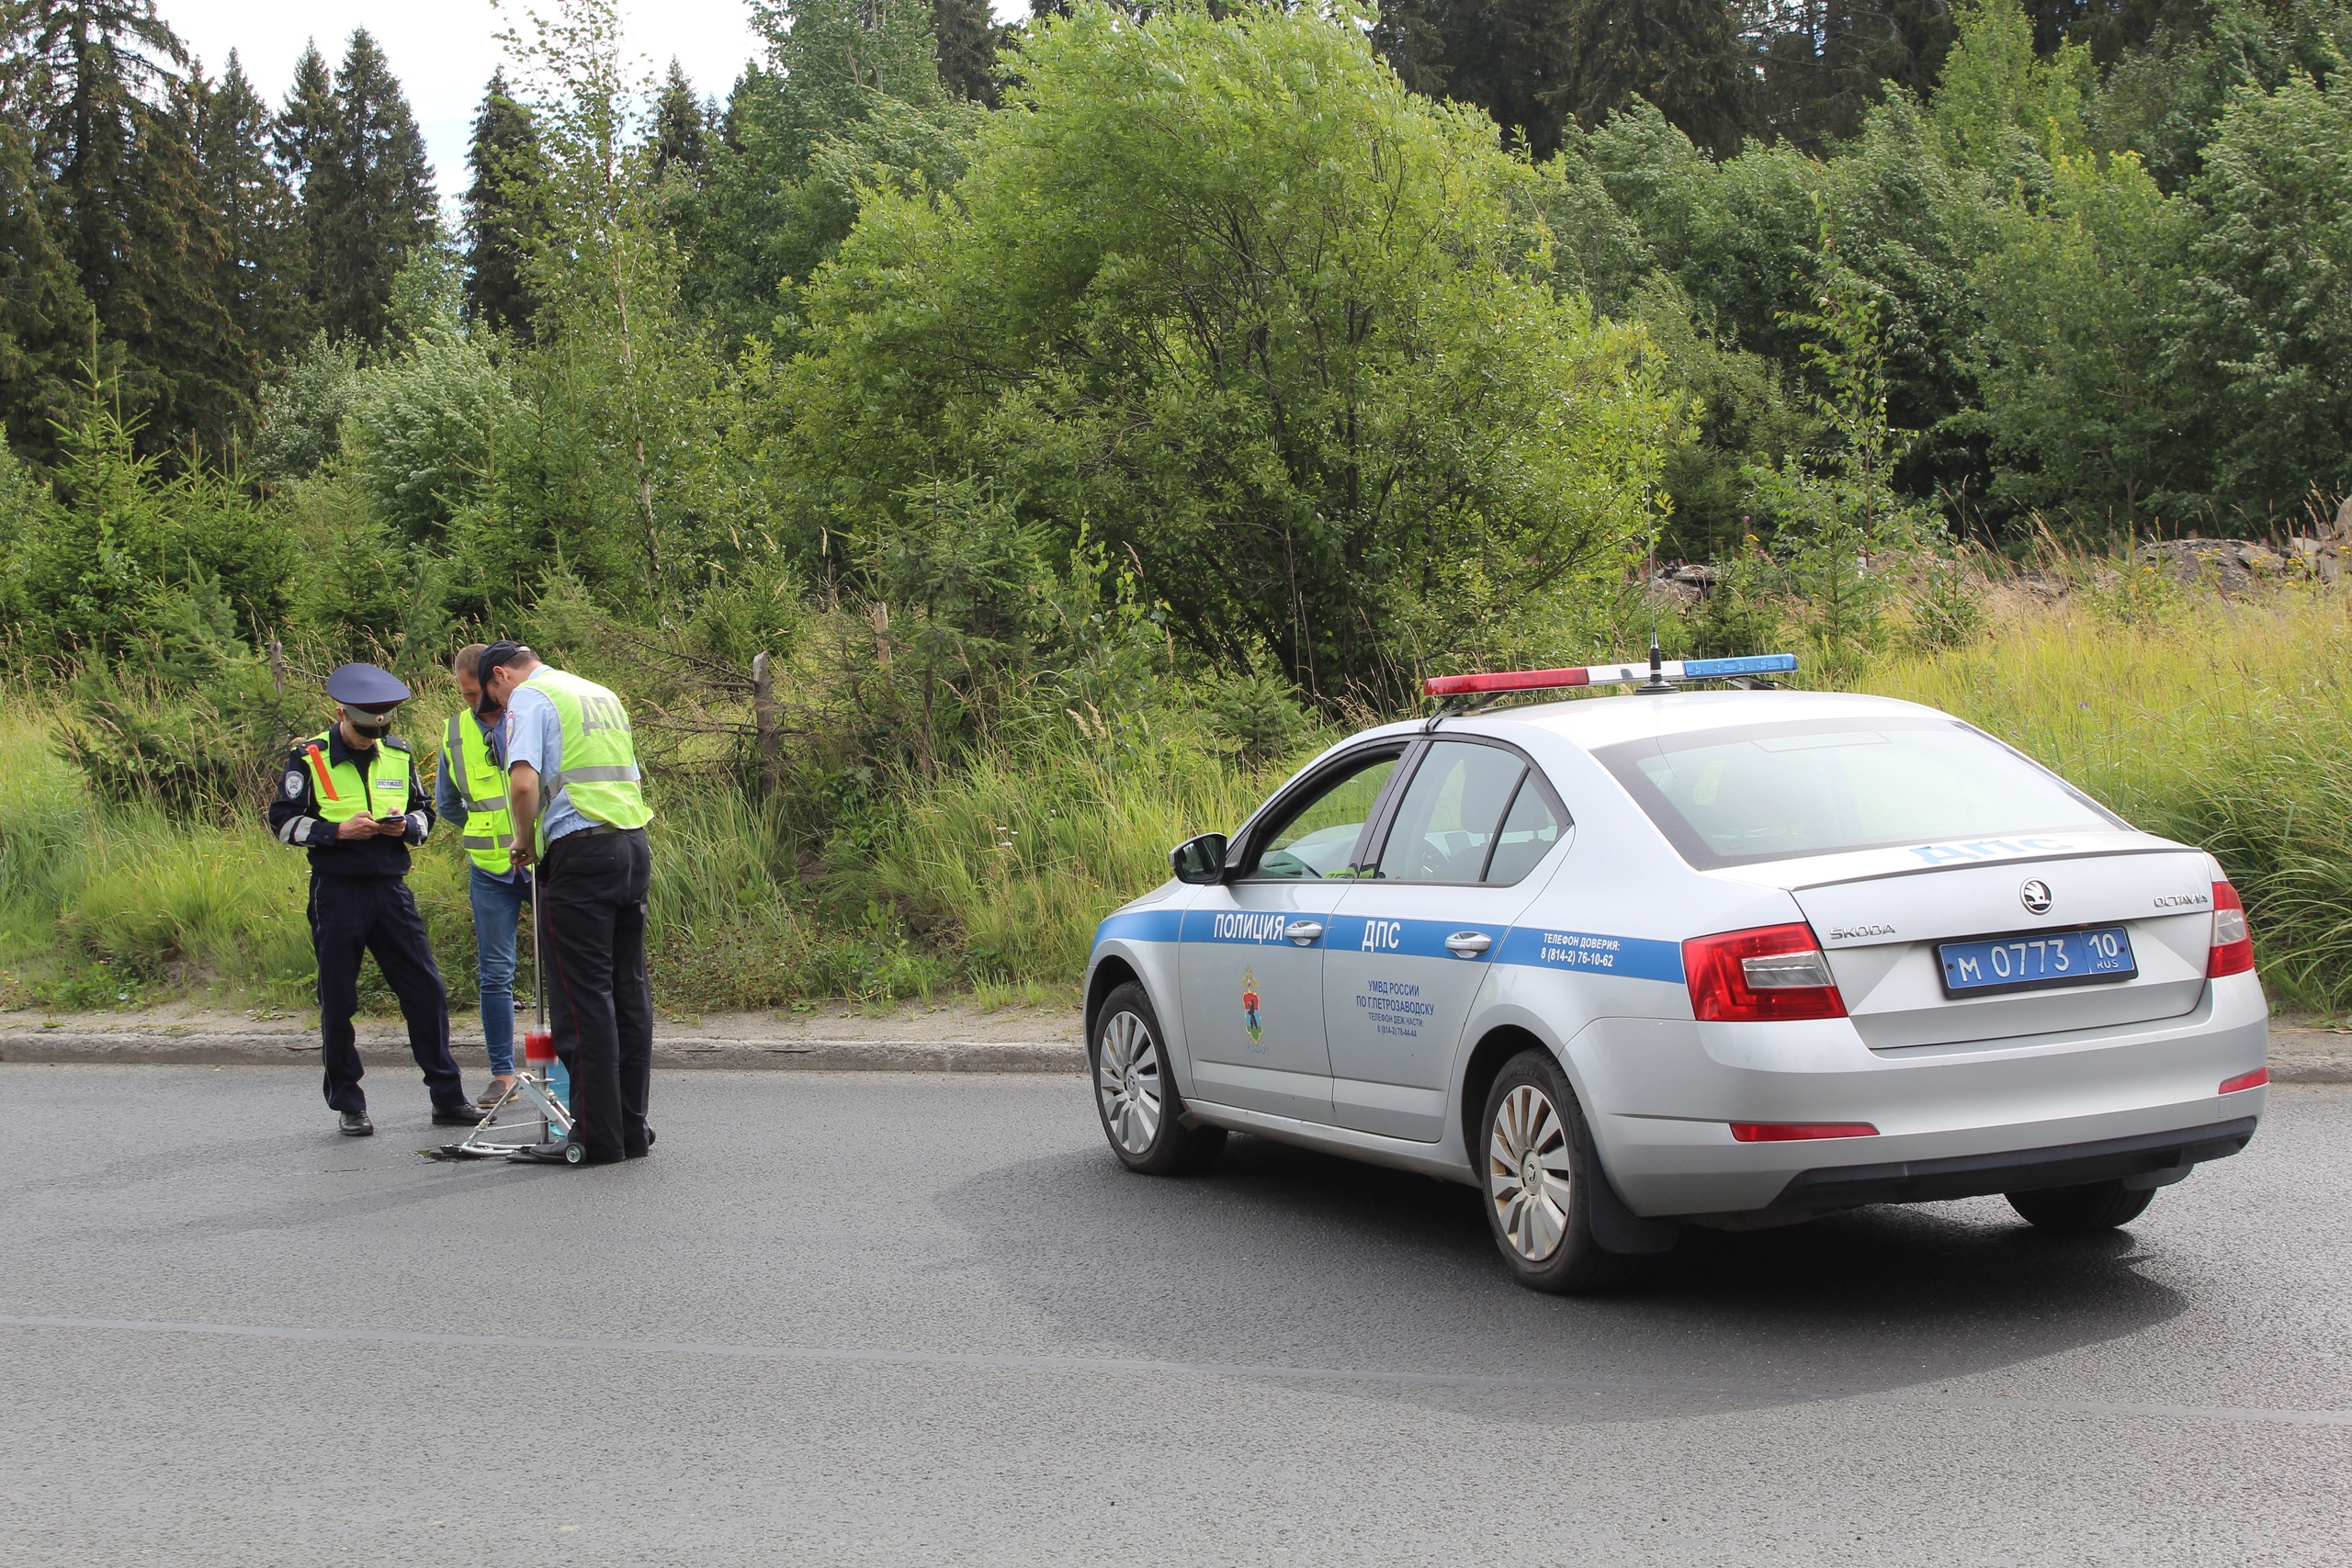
[284,770,305,798]
[1240,966,1263,1045]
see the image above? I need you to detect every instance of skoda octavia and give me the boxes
[1082,657,2267,1292]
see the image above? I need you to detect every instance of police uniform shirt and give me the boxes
[266,728,435,878]
[503,676,594,846]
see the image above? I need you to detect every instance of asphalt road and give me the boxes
[3,1066,2347,1567]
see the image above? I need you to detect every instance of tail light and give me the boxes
[2208,881,2255,978]
[1730,1122,1878,1142]
[1685,922,1848,1021]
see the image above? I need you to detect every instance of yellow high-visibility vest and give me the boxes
[443,711,514,874]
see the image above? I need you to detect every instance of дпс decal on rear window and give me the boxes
[1907,837,2076,866]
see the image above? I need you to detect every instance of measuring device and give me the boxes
[424,874,573,1161]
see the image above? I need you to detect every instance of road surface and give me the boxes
[2,1066,2346,1565]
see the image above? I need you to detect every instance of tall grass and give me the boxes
[870,719,1304,984]
[1862,585,2352,1011]
[9,583,2352,1014]
[0,703,317,1006]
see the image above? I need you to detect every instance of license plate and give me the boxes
[1938,927,2137,998]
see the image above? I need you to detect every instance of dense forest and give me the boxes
[2,0,2347,686]
[1,0,2350,1009]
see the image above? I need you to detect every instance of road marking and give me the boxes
[3,1314,2346,1428]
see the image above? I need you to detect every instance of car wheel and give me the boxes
[1092,982,1227,1176]
[1480,1050,1638,1294]
[2006,1179,2156,1231]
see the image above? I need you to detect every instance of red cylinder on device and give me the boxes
[524,1029,557,1064]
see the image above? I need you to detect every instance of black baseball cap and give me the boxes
[476,641,535,686]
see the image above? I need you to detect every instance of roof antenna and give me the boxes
[1638,493,1674,694]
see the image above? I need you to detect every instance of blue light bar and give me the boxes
[1678,654,1800,680]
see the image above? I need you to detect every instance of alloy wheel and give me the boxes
[1487,1083,1574,1261]
[1097,1010,1164,1156]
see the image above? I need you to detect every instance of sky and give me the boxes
[162,0,1024,214]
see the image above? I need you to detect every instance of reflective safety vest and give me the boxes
[443,711,514,874]
[301,730,413,825]
[525,666,650,844]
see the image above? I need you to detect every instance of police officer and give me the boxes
[439,643,528,1110]
[475,642,654,1165]
[266,662,484,1136]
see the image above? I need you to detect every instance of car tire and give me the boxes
[2006,1179,2156,1231]
[1480,1049,1638,1294]
[1091,982,1227,1176]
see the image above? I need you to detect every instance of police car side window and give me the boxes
[1482,774,1564,884]
[1248,754,1399,879]
[1375,741,1526,884]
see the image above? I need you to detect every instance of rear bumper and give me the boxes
[1769,1116,2257,1209]
[1568,972,2269,1216]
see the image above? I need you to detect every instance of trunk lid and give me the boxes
[1725,833,2217,1050]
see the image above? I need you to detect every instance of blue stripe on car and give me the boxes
[1091,908,1185,948]
[1492,926,1685,982]
[1095,906,1683,984]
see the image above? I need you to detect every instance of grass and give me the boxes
[6,576,2352,1016]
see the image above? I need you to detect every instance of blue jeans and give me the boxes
[468,866,532,1076]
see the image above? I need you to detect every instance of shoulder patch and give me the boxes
[283,770,305,798]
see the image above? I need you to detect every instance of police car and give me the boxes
[1082,653,2268,1292]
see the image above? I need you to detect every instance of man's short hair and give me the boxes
[477,640,536,687]
[453,642,489,678]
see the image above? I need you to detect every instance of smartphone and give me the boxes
[376,816,408,829]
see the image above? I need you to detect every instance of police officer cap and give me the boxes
[324,662,412,709]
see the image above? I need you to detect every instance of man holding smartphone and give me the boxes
[266,661,481,1137]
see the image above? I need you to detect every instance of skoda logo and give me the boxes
[2019,879,2053,915]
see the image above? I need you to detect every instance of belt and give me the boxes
[551,823,639,844]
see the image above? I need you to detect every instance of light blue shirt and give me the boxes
[504,673,594,846]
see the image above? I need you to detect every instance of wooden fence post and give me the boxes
[268,638,286,696]
[752,650,780,793]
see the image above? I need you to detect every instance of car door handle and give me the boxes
[1284,921,1324,946]
[1445,931,1492,958]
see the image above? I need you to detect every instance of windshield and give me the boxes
[1594,717,2122,870]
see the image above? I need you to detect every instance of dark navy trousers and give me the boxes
[308,874,467,1115]
[540,828,653,1162]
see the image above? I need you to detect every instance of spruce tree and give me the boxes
[6,3,265,457]
[119,71,250,457]
[0,114,94,460]
[198,52,304,371]
[1753,0,1958,147]
[651,60,707,184]
[10,0,181,373]
[273,40,334,185]
[463,70,543,341]
[307,29,437,349]
[935,0,1004,106]
[1374,0,1756,157]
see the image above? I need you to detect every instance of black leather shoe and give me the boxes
[626,1126,656,1159]
[338,1111,374,1137]
[432,1104,484,1127]
[507,1140,589,1166]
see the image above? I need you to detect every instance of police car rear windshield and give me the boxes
[1593,718,2123,870]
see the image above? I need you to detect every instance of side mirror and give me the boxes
[1170,832,1229,885]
